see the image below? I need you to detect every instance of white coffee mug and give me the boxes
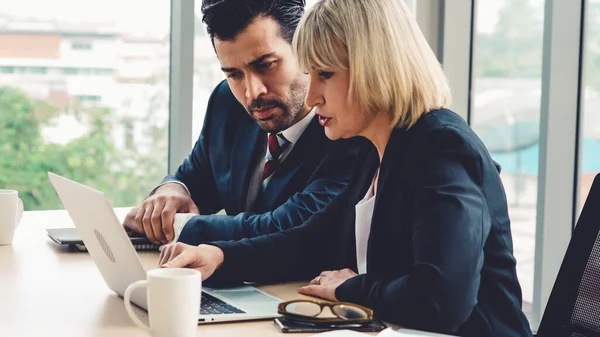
[0,190,24,246]
[124,268,202,337]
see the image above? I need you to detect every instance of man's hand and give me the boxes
[298,269,358,301]
[159,243,224,280]
[123,183,199,244]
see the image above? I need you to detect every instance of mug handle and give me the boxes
[124,280,152,333]
[15,198,23,228]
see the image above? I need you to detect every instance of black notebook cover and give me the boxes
[46,227,160,251]
[274,317,387,333]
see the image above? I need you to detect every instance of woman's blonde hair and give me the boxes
[293,0,452,128]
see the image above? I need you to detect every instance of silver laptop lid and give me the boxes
[48,172,284,324]
[48,172,149,309]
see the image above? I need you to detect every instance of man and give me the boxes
[123,0,368,245]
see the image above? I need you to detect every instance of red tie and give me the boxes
[263,133,284,180]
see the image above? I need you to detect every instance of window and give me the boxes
[76,95,101,102]
[0,0,171,210]
[0,66,16,74]
[61,67,113,76]
[94,68,114,76]
[192,0,224,145]
[472,0,545,316]
[123,118,135,150]
[581,0,600,208]
[62,67,79,75]
[28,67,48,74]
[71,41,92,50]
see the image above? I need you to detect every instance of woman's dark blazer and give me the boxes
[207,109,533,337]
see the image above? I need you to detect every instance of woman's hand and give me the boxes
[298,268,358,301]
[158,242,224,280]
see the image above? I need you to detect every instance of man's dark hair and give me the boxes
[201,0,306,44]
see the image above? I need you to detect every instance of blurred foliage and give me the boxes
[475,0,543,78]
[0,86,167,211]
[476,0,600,92]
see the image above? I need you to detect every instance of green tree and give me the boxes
[476,0,600,92]
[586,2,600,92]
[475,0,544,78]
[0,86,168,211]
[0,87,60,209]
[110,86,169,206]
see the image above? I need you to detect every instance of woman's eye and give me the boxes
[319,71,334,80]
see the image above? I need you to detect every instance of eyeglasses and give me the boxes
[278,299,374,323]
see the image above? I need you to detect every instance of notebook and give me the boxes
[47,227,160,252]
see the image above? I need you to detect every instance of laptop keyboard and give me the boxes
[201,292,246,315]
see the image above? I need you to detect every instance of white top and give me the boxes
[354,178,376,275]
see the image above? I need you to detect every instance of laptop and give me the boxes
[46,227,161,252]
[48,172,282,324]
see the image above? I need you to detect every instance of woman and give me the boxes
[159,0,532,335]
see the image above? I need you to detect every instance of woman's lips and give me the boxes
[318,115,332,126]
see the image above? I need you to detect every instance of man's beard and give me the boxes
[246,77,308,133]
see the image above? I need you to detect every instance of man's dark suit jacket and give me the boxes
[206,109,533,337]
[164,80,369,244]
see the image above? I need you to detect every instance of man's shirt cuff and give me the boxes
[149,181,191,197]
[171,213,197,243]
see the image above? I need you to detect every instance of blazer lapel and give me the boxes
[367,127,409,268]
[373,127,409,210]
[254,117,325,210]
[230,116,265,213]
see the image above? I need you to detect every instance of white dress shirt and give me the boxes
[354,177,376,275]
[166,109,316,243]
[244,109,316,211]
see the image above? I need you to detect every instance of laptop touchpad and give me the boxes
[216,289,279,313]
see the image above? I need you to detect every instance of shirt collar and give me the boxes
[273,108,316,145]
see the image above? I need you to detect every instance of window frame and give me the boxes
[168,0,195,174]
[416,0,586,331]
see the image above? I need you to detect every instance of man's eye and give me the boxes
[227,72,242,79]
[319,71,334,80]
[258,61,275,70]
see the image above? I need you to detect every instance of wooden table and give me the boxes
[0,209,453,337]
[0,208,325,337]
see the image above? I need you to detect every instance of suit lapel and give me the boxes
[366,127,409,269]
[230,116,265,213]
[254,117,325,211]
[372,127,408,212]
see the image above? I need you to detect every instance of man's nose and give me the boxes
[245,75,267,101]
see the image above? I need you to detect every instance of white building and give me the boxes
[0,16,170,154]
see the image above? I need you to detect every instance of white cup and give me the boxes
[124,268,201,337]
[0,190,24,246]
